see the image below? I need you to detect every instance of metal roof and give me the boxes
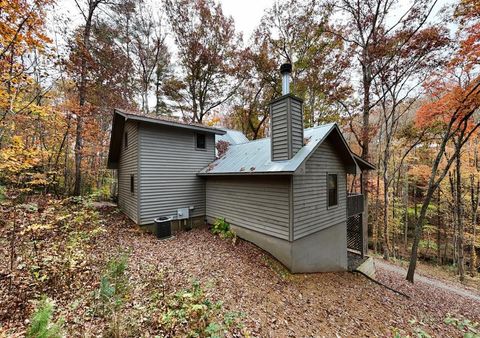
[114,109,226,135]
[216,128,249,145]
[353,154,376,171]
[198,123,346,175]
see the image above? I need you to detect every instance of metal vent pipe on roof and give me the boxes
[280,63,292,95]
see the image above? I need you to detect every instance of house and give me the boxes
[106,111,224,228]
[107,63,374,272]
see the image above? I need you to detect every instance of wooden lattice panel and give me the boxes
[347,214,363,253]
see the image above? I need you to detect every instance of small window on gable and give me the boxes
[196,133,206,150]
[124,131,128,149]
[130,174,134,194]
[327,174,338,207]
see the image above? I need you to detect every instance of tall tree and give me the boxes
[71,0,108,196]
[130,3,170,114]
[255,0,351,126]
[164,0,243,123]
[406,81,480,282]
[68,0,139,194]
[227,41,278,140]
[335,0,439,159]
[332,0,442,256]
[227,0,351,140]
[406,0,480,282]
[373,26,448,259]
[0,0,53,146]
[154,56,171,116]
[111,0,136,98]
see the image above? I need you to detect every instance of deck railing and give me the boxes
[347,193,364,216]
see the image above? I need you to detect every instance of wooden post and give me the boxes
[361,172,368,256]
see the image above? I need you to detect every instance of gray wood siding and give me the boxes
[270,99,289,161]
[118,120,138,223]
[138,122,215,224]
[270,96,304,161]
[292,137,347,240]
[291,99,303,155]
[206,176,291,240]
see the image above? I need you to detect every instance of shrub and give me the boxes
[96,253,129,316]
[93,253,132,337]
[211,218,229,234]
[161,280,239,337]
[26,296,64,338]
[90,181,113,202]
[211,218,236,242]
[445,314,479,337]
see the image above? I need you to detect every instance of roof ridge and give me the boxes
[232,137,269,146]
[226,123,337,147]
[304,122,336,131]
[114,108,225,133]
[218,127,244,132]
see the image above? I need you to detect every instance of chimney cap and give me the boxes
[280,63,292,74]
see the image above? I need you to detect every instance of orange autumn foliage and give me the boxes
[416,0,480,131]
[416,80,480,130]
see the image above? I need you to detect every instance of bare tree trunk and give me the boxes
[449,170,458,266]
[472,213,478,276]
[73,115,83,195]
[407,184,437,281]
[361,61,371,258]
[392,164,399,259]
[436,188,442,264]
[455,153,465,281]
[404,168,409,254]
[444,213,449,263]
[413,180,418,222]
[408,119,480,282]
[373,127,383,254]
[470,174,478,276]
[470,138,479,276]
[155,65,162,116]
[383,163,390,259]
[74,1,101,196]
[308,95,315,127]
[393,200,396,258]
[374,165,381,253]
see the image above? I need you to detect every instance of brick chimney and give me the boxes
[270,63,304,161]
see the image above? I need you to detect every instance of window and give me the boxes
[196,133,206,149]
[130,174,134,194]
[327,174,338,207]
[124,132,128,149]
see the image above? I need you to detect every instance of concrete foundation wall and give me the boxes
[228,221,293,268]
[291,221,347,272]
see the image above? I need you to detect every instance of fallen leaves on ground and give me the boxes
[1,200,479,337]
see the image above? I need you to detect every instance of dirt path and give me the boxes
[374,258,480,302]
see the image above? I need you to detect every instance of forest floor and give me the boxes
[1,199,479,337]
